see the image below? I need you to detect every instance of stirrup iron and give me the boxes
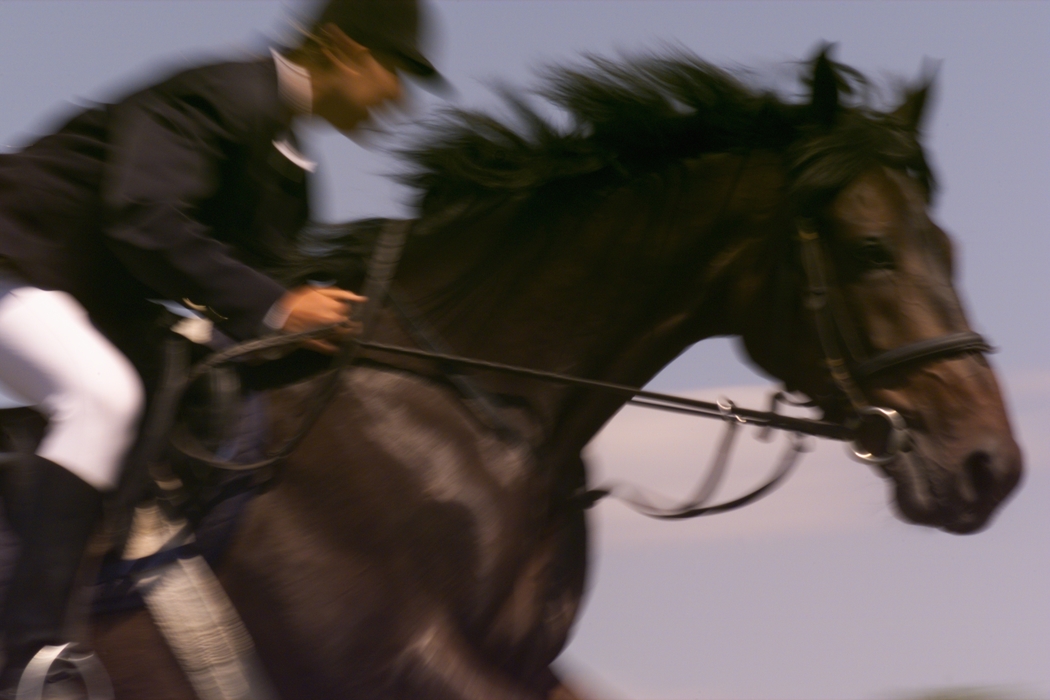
[16,643,113,700]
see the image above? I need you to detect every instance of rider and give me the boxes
[0,0,440,690]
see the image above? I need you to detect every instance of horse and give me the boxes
[57,49,1026,698]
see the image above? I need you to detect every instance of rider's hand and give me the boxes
[277,286,367,354]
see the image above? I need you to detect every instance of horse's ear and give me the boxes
[808,45,840,128]
[892,60,939,133]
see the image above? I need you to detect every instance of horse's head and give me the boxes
[393,50,1021,533]
[737,52,1021,533]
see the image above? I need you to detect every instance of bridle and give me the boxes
[155,211,993,521]
[795,221,992,464]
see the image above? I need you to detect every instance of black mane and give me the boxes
[404,50,935,223]
[279,50,935,287]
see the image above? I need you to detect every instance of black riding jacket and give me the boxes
[0,57,308,346]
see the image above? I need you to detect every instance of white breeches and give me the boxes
[0,287,144,491]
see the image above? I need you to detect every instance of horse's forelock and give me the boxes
[786,114,936,218]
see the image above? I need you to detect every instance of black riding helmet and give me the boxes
[309,0,442,82]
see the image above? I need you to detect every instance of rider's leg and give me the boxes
[0,457,104,680]
[0,286,143,687]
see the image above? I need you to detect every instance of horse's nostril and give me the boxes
[963,450,997,498]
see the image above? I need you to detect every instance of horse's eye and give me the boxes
[855,239,895,270]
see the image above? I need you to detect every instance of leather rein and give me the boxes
[167,217,991,519]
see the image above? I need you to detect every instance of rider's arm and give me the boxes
[100,65,292,341]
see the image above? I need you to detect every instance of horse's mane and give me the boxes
[405,49,935,225]
[277,50,935,287]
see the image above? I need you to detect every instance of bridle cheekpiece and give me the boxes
[795,219,992,464]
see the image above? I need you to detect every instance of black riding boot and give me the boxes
[0,456,103,690]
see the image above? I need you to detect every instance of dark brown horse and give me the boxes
[81,50,1021,699]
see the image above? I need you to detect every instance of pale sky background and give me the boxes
[0,2,1047,699]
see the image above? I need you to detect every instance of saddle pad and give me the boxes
[133,511,277,700]
[93,392,269,614]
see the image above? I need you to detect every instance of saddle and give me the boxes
[0,318,314,600]
[0,327,296,700]
[0,218,407,698]
[1,216,402,585]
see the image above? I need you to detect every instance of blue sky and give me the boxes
[1,2,1047,698]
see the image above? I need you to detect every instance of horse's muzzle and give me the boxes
[886,432,1022,534]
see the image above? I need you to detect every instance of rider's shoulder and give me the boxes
[113,54,282,137]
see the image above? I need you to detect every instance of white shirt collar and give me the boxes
[271,48,313,116]
[270,48,317,173]
[272,138,317,173]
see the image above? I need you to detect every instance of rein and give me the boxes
[174,324,836,519]
[165,218,993,521]
[164,220,411,473]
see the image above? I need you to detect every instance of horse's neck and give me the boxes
[399,153,782,448]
